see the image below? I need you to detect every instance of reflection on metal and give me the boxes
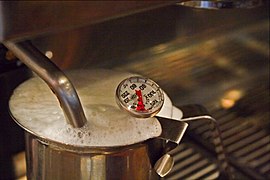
[12,152,26,179]
[45,51,53,59]
[178,0,263,9]
[220,89,244,109]
[151,44,169,54]
[154,153,174,177]
[5,50,17,61]
[115,21,268,103]
[235,35,269,57]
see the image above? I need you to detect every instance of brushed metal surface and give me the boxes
[0,1,178,41]
[25,133,164,180]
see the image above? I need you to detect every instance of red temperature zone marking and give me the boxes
[135,90,146,111]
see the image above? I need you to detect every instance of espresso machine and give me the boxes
[0,1,269,179]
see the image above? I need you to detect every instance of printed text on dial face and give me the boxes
[119,78,163,113]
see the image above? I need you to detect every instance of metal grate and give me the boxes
[188,108,270,179]
[165,142,220,180]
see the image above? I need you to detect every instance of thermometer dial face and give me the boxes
[116,76,164,118]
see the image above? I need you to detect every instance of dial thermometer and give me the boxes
[116,76,164,118]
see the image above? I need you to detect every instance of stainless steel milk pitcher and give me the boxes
[22,105,218,180]
[7,41,228,179]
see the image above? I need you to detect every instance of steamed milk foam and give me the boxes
[9,69,162,147]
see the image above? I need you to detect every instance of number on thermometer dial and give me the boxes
[116,76,164,118]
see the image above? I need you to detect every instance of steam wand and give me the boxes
[4,41,87,128]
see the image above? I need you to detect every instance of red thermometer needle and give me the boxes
[135,90,146,111]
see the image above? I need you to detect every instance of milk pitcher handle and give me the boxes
[155,104,232,179]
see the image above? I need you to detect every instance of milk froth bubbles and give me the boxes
[9,69,162,147]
